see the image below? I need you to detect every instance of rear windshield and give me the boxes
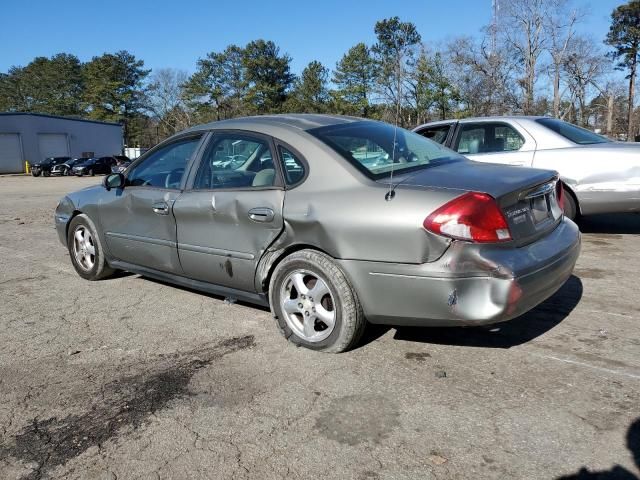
[536,118,610,145]
[308,121,463,179]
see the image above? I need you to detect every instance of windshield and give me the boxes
[308,121,463,179]
[536,118,610,145]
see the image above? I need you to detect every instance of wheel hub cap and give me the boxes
[280,269,336,343]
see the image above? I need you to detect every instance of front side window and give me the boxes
[308,121,462,179]
[279,146,306,185]
[456,123,524,154]
[536,117,610,145]
[193,135,276,190]
[127,135,202,188]
[416,125,451,144]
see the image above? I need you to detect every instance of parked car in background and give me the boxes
[55,114,580,353]
[413,116,640,220]
[51,157,91,176]
[31,157,70,177]
[72,156,116,176]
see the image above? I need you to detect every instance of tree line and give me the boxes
[1,0,639,147]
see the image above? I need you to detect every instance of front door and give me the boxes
[173,132,285,292]
[99,134,205,273]
[453,121,536,166]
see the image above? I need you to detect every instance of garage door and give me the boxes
[38,133,69,160]
[0,133,23,173]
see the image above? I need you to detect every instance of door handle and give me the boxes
[248,207,275,222]
[152,201,170,215]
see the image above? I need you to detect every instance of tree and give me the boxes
[83,50,150,142]
[545,0,582,117]
[146,68,192,137]
[182,45,246,121]
[242,40,294,114]
[606,0,640,140]
[332,43,376,116]
[0,54,83,116]
[500,0,547,114]
[287,61,329,113]
[446,35,519,116]
[372,16,421,123]
[563,36,606,127]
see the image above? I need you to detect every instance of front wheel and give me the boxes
[31,171,40,177]
[89,168,95,176]
[269,249,366,353]
[67,214,116,281]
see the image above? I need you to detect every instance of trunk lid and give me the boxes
[386,160,563,245]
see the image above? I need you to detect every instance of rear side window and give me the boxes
[456,123,524,154]
[278,146,306,186]
[416,125,451,144]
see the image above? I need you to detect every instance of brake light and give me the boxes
[556,180,564,210]
[423,192,512,243]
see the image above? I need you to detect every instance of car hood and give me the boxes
[383,159,557,199]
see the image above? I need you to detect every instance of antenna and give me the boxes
[386,24,405,202]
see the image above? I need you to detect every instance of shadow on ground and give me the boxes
[387,275,583,349]
[579,213,640,235]
[556,417,640,479]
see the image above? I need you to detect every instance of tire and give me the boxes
[43,170,50,177]
[269,249,366,353]
[563,187,579,221]
[31,171,40,177]
[67,214,116,281]
[89,169,95,176]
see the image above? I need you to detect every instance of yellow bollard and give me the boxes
[25,161,30,174]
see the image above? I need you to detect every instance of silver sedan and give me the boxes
[55,115,580,352]
[414,116,640,220]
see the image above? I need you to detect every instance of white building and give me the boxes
[0,113,123,173]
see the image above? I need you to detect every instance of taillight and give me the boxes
[556,180,564,210]
[423,192,512,243]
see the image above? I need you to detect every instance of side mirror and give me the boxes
[103,173,125,191]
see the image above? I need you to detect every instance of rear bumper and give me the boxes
[338,218,581,327]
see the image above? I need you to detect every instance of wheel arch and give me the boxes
[255,243,334,295]
[562,181,581,216]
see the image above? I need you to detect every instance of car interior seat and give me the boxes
[252,168,275,187]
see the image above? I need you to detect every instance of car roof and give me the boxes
[415,116,547,129]
[185,114,365,135]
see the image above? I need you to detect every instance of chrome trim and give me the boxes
[524,182,555,200]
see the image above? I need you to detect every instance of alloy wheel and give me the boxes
[72,225,96,271]
[280,269,336,342]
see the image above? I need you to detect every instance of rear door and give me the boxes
[99,134,205,273]
[453,121,536,166]
[173,131,285,292]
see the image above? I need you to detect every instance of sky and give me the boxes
[0,0,626,77]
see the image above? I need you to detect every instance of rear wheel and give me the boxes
[269,249,366,353]
[67,214,115,280]
[31,171,40,177]
[43,170,50,177]
[563,187,579,221]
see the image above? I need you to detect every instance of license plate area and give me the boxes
[530,194,551,224]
